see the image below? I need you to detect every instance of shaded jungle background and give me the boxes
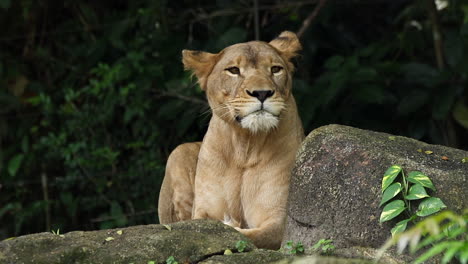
[0,0,467,239]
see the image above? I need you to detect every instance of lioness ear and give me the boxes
[182,50,217,90]
[269,31,302,60]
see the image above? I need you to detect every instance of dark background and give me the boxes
[1,0,467,239]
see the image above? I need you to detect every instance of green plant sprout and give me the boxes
[283,240,305,255]
[235,240,247,253]
[166,256,178,264]
[311,239,335,255]
[379,165,447,236]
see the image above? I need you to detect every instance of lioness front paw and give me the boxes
[223,214,241,228]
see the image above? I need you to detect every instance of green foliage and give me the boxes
[165,256,178,264]
[378,210,467,264]
[235,240,247,253]
[311,239,335,255]
[379,165,446,236]
[0,0,467,239]
[283,240,305,255]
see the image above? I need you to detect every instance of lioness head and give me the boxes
[183,31,301,133]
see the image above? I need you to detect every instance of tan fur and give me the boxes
[158,31,304,249]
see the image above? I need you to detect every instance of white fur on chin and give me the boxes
[240,111,279,133]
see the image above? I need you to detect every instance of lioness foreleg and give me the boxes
[235,217,285,249]
[158,142,201,223]
[238,169,291,249]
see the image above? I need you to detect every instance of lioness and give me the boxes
[158,31,304,249]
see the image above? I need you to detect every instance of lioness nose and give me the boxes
[246,90,275,103]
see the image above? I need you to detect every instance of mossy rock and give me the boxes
[0,220,256,264]
[284,124,467,259]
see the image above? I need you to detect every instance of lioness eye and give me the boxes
[226,67,240,75]
[271,66,283,74]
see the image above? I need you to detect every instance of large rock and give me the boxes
[284,124,467,252]
[0,220,260,264]
[0,218,377,264]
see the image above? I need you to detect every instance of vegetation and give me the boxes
[282,239,334,255]
[379,165,447,236]
[379,166,467,263]
[1,0,467,239]
[310,239,335,255]
[379,210,467,264]
[235,240,248,253]
[165,256,179,264]
[282,240,305,255]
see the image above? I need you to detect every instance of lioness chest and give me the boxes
[192,134,292,228]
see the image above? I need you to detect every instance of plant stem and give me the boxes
[297,0,328,38]
[401,170,411,214]
[41,171,51,232]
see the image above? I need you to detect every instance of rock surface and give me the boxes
[0,220,258,264]
[0,219,376,264]
[284,124,467,253]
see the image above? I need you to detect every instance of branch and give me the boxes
[297,0,328,39]
[253,0,260,40]
[426,0,444,70]
[41,172,51,232]
[156,91,208,107]
[190,0,320,23]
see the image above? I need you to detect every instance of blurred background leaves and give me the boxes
[0,0,467,239]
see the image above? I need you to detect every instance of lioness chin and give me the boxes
[158,31,304,249]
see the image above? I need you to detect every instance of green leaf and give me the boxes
[324,55,344,70]
[402,63,439,88]
[463,4,468,23]
[165,256,178,264]
[407,171,435,191]
[397,90,429,115]
[354,67,377,81]
[405,184,429,200]
[380,182,402,206]
[353,85,388,104]
[441,241,464,264]
[453,99,468,130]
[460,245,468,264]
[432,91,456,120]
[381,165,402,192]
[391,218,412,236]
[215,27,247,50]
[416,197,447,217]
[413,241,451,264]
[236,240,247,253]
[380,200,405,222]
[0,0,11,9]
[443,31,464,68]
[8,154,24,177]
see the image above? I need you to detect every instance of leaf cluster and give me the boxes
[380,165,447,236]
[311,239,335,255]
[283,240,305,255]
[235,240,247,253]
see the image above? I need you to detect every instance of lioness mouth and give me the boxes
[238,110,280,133]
